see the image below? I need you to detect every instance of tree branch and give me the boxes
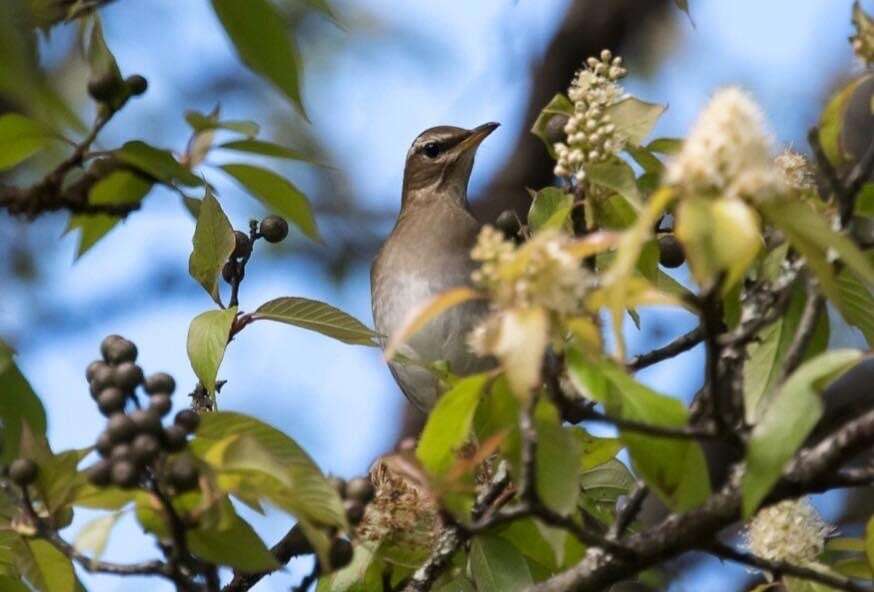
[626,326,705,371]
[777,276,824,384]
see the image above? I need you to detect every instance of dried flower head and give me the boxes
[356,459,440,551]
[851,1,874,65]
[775,149,816,192]
[744,497,833,569]
[667,87,784,201]
[470,226,592,315]
[554,49,629,182]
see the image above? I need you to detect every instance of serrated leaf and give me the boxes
[218,139,310,161]
[221,163,319,240]
[742,349,862,516]
[254,296,379,346]
[186,306,237,396]
[469,535,533,592]
[416,374,488,475]
[73,512,121,561]
[530,93,574,157]
[0,113,58,170]
[192,411,346,528]
[188,191,235,305]
[383,287,483,360]
[527,187,573,232]
[211,0,306,116]
[0,340,46,465]
[115,141,201,187]
[605,97,665,146]
[566,349,710,510]
[585,158,641,206]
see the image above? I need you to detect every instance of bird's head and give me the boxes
[401,122,499,210]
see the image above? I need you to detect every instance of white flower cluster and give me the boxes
[470,226,592,315]
[745,497,833,568]
[775,150,815,192]
[666,87,784,201]
[554,50,628,183]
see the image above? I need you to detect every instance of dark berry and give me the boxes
[131,434,161,465]
[344,499,365,525]
[345,477,375,504]
[125,74,148,96]
[110,443,132,463]
[110,460,139,488]
[328,476,346,498]
[148,394,172,417]
[86,360,109,382]
[144,372,176,395]
[86,459,112,487]
[329,538,354,570]
[9,458,38,486]
[90,364,116,397]
[107,413,137,443]
[174,409,200,434]
[97,387,127,416]
[95,431,114,457]
[130,409,162,436]
[232,231,252,259]
[101,335,137,364]
[259,215,289,243]
[162,425,188,452]
[495,210,520,240]
[545,114,569,144]
[87,75,119,102]
[167,457,199,492]
[114,362,144,392]
[658,234,685,269]
[221,261,238,284]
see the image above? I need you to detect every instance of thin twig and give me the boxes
[707,542,868,592]
[606,482,648,541]
[584,407,719,440]
[626,326,705,371]
[291,560,320,592]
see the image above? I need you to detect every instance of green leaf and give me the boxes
[115,141,201,187]
[73,512,121,561]
[416,374,488,475]
[819,75,868,167]
[530,93,574,157]
[254,297,378,346]
[192,411,347,528]
[832,559,873,580]
[856,184,874,218]
[605,97,665,146]
[22,539,75,592]
[211,0,305,115]
[761,200,874,305]
[186,307,237,396]
[585,158,641,207]
[534,400,581,515]
[865,515,874,573]
[742,349,862,516]
[316,543,382,592]
[624,144,664,175]
[646,137,683,155]
[566,349,710,510]
[527,187,573,232]
[784,577,842,592]
[86,17,126,108]
[185,110,260,137]
[0,340,46,465]
[572,427,623,470]
[743,284,829,422]
[65,170,153,258]
[221,163,319,240]
[188,191,235,305]
[836,252,874,347]
[187,497,280,572]
[0,113,58,170]
[578,459,635,525]
[218,139,310,161]
[469,535,533,592]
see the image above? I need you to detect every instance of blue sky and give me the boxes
[2,0,866,589]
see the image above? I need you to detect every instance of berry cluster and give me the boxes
[325,475,376,569]
[84,335,200,491]
[221,215,289,286]
[87,73,148,104]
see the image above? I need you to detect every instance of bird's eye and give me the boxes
[423,142,441,158]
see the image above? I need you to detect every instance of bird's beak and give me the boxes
[458,122,500,152]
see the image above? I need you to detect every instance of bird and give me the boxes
[371,122,499,411]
